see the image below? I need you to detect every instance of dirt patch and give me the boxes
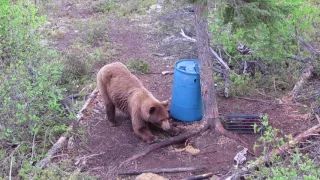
[45,1,317,179]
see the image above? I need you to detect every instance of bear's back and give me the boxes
[97,62,147,113]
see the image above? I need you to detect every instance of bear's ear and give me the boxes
[149,106,156,115]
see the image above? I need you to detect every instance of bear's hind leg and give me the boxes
[106,103,118,126]
[101,92,118,126]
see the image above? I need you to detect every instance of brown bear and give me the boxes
[97,62,180,143]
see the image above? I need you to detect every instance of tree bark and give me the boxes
[194,0,219,124]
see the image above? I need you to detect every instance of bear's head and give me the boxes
[144,100,170,130]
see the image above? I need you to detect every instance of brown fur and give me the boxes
[97,62,180,143]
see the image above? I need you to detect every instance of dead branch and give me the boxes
[37,88,99,169]
[236,97,308,108]
[161,70,174,76]
[180,28,231,97]
[123,118,248,164]
[122,121,210,165]
[182,173,214,180]
[118,166,205,176]
[226,123,320,179]
[180,28,197,42]
[289,61,314,98]
[284,37,316,101]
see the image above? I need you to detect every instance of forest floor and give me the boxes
[42,0,319,179]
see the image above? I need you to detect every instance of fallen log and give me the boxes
[37,88,98,169]
[225,123,320,180]
[118,166,205,176]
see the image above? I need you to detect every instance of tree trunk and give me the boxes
[194,0,219,125]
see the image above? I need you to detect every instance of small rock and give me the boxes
[135,173,168,180]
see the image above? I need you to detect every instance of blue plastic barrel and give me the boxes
[170,59,203,122]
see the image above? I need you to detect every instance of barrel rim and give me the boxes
[175,59,200,75]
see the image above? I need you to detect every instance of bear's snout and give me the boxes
[161,120,171,130]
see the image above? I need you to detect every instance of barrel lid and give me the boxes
[175,59,200,74]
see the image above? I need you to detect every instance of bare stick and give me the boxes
[182,173,214,180]
[236,97,307,107]
[180,29,196,42]
[37,88,99,169]
[76,152,105,161]
[226,123,320,179]
[118,166,205,175]
[161,71,174,76]
[289,61,314,98]
[9,155,13,180]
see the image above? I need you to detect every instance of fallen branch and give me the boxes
[122,118,248,164]
[182,173,214,180]
[236,97,307,108]
[37,88,99,169]
[118,166,205,176]
[289,61,314,98]
[226,123,320,179]
[122,121,209,165]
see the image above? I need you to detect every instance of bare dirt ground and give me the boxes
[44,1,319,179]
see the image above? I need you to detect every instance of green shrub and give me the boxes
[94,0,120,13]
[0,1,80,178]
[75,17,108,46]
[228,73,253,97]
[126,59,150,73]
[244,115,320,179]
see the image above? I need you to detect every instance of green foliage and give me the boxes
[126,59,150,73]
[247,115,320,179]
[210,0,319,66]
[94,0,120,13]
[0,1,91,178]
[228,73,253,97]
[120,0,156,15]
[75,16,109,46]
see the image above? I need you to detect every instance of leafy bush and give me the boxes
[244,116,320,179]
[93,0,120,13]
[75,16,109,46]
[0,1,79,178]
[228,73,253,97]
[210,0,319,94]
[126,59,150,73]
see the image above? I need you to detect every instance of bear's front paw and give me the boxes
[168,126,181,136]
[144,135,157,144]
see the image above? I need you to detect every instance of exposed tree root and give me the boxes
[225,123,320,179]
[122,118,249,164]
[118,166,205,176]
